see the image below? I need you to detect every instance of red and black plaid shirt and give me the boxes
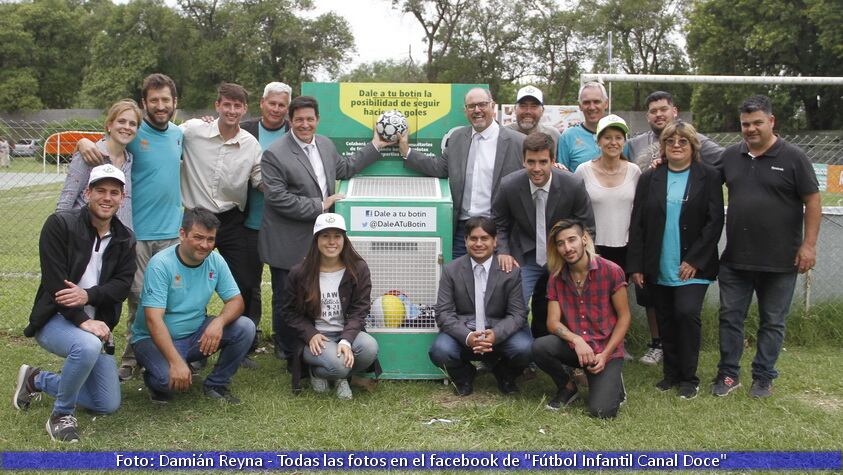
[547,254,628,360]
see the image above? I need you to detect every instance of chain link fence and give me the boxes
[1,118,841,332]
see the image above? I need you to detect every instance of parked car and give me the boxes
[11,139,40,157]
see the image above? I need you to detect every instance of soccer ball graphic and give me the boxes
[375,110,408,142]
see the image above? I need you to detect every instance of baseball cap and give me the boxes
[313,213,347,235]
[516,85,543,105]
[88,164,126,187]
[596,114,630,138]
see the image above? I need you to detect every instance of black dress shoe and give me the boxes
[454,380,474,396]
[496,378,519,395]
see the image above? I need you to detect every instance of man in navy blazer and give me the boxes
[400,88,525,258]
[492,132,595,336]
[259,96,393,358]
[429,217,532,396]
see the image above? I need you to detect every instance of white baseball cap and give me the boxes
[88,164,126,187]
[516,85,544,105]
[313,213,347,235]
[596,114,630,138]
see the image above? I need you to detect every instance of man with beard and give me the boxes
[532,220,630,418]
[626,90,723,171]
[77,74,184,381]
[14,165,136,442]
[505,86,560,148]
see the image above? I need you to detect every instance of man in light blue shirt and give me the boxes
[239,82,292,363]
[77,74,184,382]
[557,82,609,172]
[132,208,255,405]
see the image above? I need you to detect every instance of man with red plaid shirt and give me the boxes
[532,219,631,418]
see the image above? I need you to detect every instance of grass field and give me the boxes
[1,158,842,473]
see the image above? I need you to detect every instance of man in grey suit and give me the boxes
[259,95,393,358]
[429,217,532,396]
[399,88,525,258]
[493,132,595,336]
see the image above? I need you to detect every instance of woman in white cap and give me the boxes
[627,121,724,399]
[574,115,641,361]
[574,114,641,273]
[56,99,141,229]
[281,213,380,399]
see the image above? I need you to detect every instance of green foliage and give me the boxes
[339,60,427,83]
[687,0,843,131]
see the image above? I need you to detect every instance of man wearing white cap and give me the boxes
[506,85,560,148]
[14,164,137,443]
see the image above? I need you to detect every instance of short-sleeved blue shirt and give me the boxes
[132,245,240,343]
[127,121,183,240]
[244,122,287,230]
[557,124,600,172]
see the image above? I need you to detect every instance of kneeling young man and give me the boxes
[14,165,136,442]
[532,220,630,418]
[131,207,255,404]
[429,217,532,396]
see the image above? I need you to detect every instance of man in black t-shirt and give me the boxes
[712,95,820,399]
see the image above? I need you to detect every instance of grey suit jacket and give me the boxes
[435,254,527,344]
[258,132,381,269]
[492,168,596,265]
[405,124,525,226]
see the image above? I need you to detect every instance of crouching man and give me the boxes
[532,220,630,418]
[429,217,532,396]
[14,165,136,442]
[131,207,255,405]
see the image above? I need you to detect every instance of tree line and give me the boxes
[1,0,841,131]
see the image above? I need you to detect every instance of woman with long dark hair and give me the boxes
[627,121,724,400]
[281,213,379,399]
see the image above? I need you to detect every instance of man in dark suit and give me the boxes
[493,132,595,337]
[259,96,393,358]
[429,217,532,396]
[400,88,525,258]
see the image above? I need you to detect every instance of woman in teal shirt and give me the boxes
[628,121,724,400]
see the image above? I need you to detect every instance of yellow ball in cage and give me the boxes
[380,294,406,328]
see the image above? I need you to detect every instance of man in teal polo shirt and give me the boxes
[131,207,254,404]
[556,81,609,172]
[239,81,292,364]
[77,73,184,381]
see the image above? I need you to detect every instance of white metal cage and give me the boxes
[350,236,440,332]
[347,176,441,199]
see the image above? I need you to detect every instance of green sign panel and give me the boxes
[302,82,486,175]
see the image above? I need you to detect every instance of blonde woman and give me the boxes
[57,99,141,228]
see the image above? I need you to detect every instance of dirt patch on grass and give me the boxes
[430,389,500,409]
[794,391,843,412]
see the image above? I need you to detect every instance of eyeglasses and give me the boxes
[465,102,491,111]
[665,138,690,147]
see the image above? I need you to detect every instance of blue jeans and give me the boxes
[133,316,255,394]
[302,331,379,380]
[35,315,121,416]
[717,264,798,381]
[452,220,468,259]
[519,252,546,305]
[429,327,533,371]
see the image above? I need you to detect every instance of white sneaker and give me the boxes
[336,379,353,400]
[639,347,663,365]
[310,371,329,393]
